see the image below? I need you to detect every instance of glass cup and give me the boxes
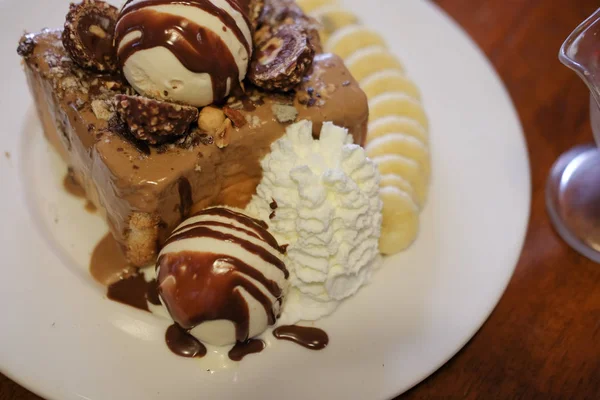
[547,8,600,261]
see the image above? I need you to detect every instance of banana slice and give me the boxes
[297,0,337,13]
[380,174,418,208]
[368,116,428,144]
[310,5,359,43]
[345,46,404,82]
[369,92,429,129]
[372,154,427,206]
[379,186,420,255]
[326,25,387,59]
[366,133,430,178]
[361,69,421,100]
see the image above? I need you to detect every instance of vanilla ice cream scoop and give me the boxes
[115,0,253,107]
[247,121,383,324]
[156,207,288,346]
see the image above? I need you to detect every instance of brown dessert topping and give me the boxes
[249,24,314,92]
[297,78,336,108]
[62,0,118,72]
[114,95,199,144]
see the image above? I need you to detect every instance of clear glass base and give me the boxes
[546,144,600,262]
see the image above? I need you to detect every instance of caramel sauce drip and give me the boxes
[64,171,98,213]
[63,170,86,198]
[90,233,136,286]
[116,0,252,100]
[85,201,97,213]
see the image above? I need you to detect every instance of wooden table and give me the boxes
[3,0,600,398]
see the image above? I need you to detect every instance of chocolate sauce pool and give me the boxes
[166,324,207,358]
[90,233,136,286]
[229,339,266,361]
[107,274,152,311]
[273,325,329,350]
[63,172,86,198]
[165,328,266,361]
[64,170,97,213]
[90,233,159,311]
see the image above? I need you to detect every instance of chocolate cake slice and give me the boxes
[19,29,368,267]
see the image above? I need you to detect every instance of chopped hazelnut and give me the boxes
[198,106,226,134]
[215,119,233,149]
[223,106,247,128]
[91,99,113,120]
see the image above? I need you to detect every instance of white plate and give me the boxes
[0,0,530,399]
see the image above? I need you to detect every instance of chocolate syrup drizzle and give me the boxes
[177,207,288,256]
[115,0,252,100]
[273,325,329,350]
[177,177,193,219]
[107,274,160,311]
[157,207,288,343]
[228,339,266,361]
[166,323,207,358]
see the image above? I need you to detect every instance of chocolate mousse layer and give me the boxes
[20,29,369,267]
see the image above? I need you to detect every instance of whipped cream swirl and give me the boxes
[247,121,383,323]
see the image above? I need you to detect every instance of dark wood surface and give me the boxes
[3,0,600,399]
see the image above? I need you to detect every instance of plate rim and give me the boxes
[0,0,531,399]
